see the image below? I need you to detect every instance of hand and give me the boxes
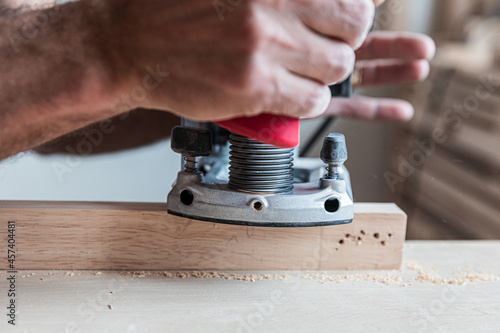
[326,31,436,121]
[95,0,378,121]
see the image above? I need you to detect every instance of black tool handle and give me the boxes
[329,75,352,98]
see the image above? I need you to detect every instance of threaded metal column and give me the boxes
[228,134,294,194]
[183,156,197,173]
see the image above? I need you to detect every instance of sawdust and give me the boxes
[120,271,288,282]
[407,262,499,285]
[302,273,402,285]
[302,263,499,286]
[21,273,36,278]
[407,261,424,271]
[22,271,83,278]
[414,268,499,285]
[94,272,103,276]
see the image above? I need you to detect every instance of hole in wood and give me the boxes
[339,239,344,245]
[360,230,366,235]
[381,240,386,246]
[374,233,380,239]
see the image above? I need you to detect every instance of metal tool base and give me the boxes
[167,210,352,228]
[167,168,354,228]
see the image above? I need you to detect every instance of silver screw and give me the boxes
[320,133,348,180]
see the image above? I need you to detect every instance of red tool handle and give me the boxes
[215,76,352,148]
[215,114,300,148]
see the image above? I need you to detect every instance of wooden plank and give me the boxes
[4,241,500,333]
[0,201,406,270]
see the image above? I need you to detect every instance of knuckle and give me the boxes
[355,0,375,24]
[301,84,329,116]
[347,0,374,47]
[239,3,268,54]
[327,44,355,82]
[357,0,375,30]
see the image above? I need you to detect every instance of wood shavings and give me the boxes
[21,273,36,278]
[302,273,402,285]
[408,262,499,285]
[414,268,499,285]
[407,261,424,271]
[94,272,103,276]
[64,272,75,277]
[303,263,500,286]
[120,271,288,282]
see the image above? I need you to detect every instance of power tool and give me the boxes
[167,79,353,227]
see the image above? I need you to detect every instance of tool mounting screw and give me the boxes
[171,126,212,172]
[320,133,347,179]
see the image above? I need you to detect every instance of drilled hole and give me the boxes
[360,230,366,235]
[388,233,393,238]
[381,240,386,246]
[252,201,264,211]
[324,198,340,213]
[180,190,194,206]
[374,233,380,239]
[339,239,344,245]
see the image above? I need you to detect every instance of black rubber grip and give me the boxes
[329,75,352,98]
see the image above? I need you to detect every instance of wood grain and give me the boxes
[0,201,406,270]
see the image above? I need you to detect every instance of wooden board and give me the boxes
[0,201,406,270]
[2,241,500,332]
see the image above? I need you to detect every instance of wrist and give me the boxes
[74,0,137,116]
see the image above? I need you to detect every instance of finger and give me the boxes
[355,31,436,61]
[355,59,430,87]
[325,96,414,121]
[373,0,386,5]
[263,69,331,119]
[288,0,375,49]
[280,30,355,85]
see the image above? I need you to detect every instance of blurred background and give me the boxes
[0,0,499,239]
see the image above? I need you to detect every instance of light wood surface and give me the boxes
[0,201,406,270]
[1,241,499,333]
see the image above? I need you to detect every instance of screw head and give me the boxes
[320,133,347,165]
[171,126,212,157]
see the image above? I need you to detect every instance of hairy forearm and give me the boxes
[0,1,122,160]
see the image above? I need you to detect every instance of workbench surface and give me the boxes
[2,241,500,333]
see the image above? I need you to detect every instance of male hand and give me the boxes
[326,31,436,121]
[97,0,378,120]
